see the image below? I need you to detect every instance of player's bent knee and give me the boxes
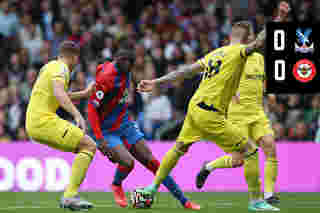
[260,136,276,157]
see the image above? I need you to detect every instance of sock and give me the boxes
[149,144,185,191]
[146,158,188,206]
[206,155,233,171]
[163,176,188,206]
[64,151,94,198]
[264,156,278,198]
[112,163,134,186]
[244,151,261,201]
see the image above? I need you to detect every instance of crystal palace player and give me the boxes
[76,48,200,209]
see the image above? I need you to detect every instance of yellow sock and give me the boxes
[206,155,233,171]
[64,151,94,198]
[244,152,261,200]
[153,144,184,188]
[265,157,278,194]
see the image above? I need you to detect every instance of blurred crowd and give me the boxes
[0,0,318,143]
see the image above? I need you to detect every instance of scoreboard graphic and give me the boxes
[265,22,320,93]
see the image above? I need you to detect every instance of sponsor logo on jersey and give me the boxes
[96,90,104,100]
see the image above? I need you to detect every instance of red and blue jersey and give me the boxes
[87,61,131,140]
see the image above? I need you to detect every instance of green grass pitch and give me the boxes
[0,192,318,213]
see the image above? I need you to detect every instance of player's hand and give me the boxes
[75,112,87,133]
[278,1,290,22]
[137,80,156,93]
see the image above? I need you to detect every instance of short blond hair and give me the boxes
[232,21,254,40]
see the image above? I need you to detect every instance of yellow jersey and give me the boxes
[190,44,248,114]
[228,53,265,117]
[26,60,71,120]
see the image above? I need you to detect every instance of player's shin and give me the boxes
[147,143,185,193]
[113,163,134,186]
[145,157,188,205]
[163,176,188,206]
[64,150,94,198]
[260,136,278,199]
[244,151,261,203]
[264,156,278,199]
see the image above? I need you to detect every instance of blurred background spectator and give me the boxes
[0,0,317,143]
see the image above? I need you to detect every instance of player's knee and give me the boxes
[260,136,276,158]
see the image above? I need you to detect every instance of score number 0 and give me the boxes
[274,30,285,81]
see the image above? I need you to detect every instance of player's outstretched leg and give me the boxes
[60,135,96,211]
[135,142,189,201]
[111,164,134,208]
[131,140,200,210]
[102,143,135,208]
[258,135,279,204]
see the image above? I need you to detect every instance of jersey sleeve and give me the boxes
[90,82,109,108]
[244,53,260,71]
[234,44,248,59]
[246,53,264,71]
[90,71,115,108]
[51,64,69,86]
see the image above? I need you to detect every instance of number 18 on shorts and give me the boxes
[266,22,320,94]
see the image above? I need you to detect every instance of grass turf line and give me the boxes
[0,192,319,213]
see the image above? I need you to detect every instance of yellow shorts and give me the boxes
[229,113,274,143]
[26,114,84,152]
[177,102,248,153]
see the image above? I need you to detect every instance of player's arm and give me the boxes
[52,80,81,117]
[52,79,87,132]
[245,2,289,56]
[87,85,115,160]
[137,63,202,92]
[244,28,266,56]
[68,82,96,100]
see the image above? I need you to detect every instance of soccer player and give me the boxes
[196,29,278,206]
[136,21,280,211]
[76,48,200,210]
[26,41,96,211]
[196,1,290,206]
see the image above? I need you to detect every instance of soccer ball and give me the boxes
[130,189,154,209]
